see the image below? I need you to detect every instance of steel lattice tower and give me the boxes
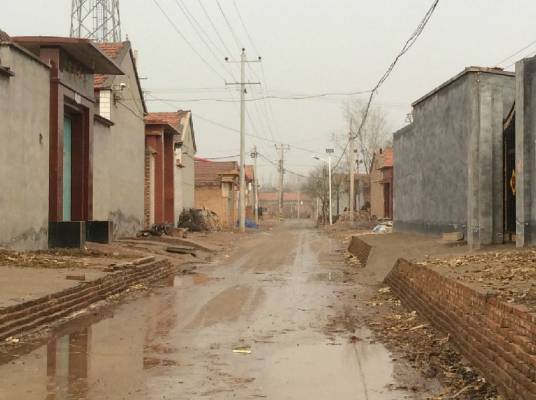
[70,0,122,42]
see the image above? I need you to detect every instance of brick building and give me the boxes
[143,111,197,228]
[194,159,254,228]
[370,148,394,219]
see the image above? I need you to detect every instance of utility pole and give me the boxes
[251,146,259,225]
[276,144,290,220]
[349,118,355,223]
[226,49,261,232]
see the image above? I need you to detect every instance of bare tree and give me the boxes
[303,165,330,224]
[344,99,391,174]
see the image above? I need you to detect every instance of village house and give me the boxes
[394,67,515,248]
[0,31,124,249]
[143,111,197,228]
[194,159,254,228]
[370,147,393,219]
[92,41,147,238]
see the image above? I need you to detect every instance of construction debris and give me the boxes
[178,208,222,232]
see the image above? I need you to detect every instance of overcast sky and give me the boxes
[2,0,536,184]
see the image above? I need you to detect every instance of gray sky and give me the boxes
[3,0,536,185]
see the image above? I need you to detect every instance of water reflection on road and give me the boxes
[0,222,416,399]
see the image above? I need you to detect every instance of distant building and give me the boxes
[0,32,124,249]
[370,148,393,219]
[258,192,312,219]
[394,67,515,247]
[144,111,197,227]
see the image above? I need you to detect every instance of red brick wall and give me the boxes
[386,259,536,400]
[347,236,371,267]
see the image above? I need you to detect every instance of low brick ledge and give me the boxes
[385,259,536,400]
[0,258,176,341]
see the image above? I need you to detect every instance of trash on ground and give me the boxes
[233,346,252,354]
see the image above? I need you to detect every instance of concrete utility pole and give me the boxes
[226,49,261,232]
[251,146,259,225]
[349,118,355,223]
[276,144,290,220]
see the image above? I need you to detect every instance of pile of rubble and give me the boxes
[178,208,222,232]
[419,249,536,311]
[365,288,500,400]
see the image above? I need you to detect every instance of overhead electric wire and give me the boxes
[332,0,440,171]
[232,0,260,56]
[495,38,536,68]
[257,152,307,178]
[216,0,243,51]
[151,0,227,81]
[172,0,236,80]
[197,0,235,57]
[144,89,372,103]
[146,93,319,155]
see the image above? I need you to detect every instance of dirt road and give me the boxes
[0,221,427,399]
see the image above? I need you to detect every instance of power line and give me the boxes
[151,0,227,81]
[333,0,440,171]
[171,0,235,80]
[216,0,242,51]
[232,0,259,55]
[147,93,320,154]
[145,89,372,103]
[495,38,536,67]
[197,0,235,57]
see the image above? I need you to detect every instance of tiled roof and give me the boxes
[258,192,311,202]
[195,159,238,186]
[145,112,181,130]
[94,42,124,88]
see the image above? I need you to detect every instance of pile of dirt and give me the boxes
[364,289,500,400]
[178,208,222,232]
[419,249,536,311]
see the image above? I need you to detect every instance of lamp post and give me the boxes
[313,149,334,225]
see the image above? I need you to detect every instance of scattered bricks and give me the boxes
[386,258,536,400]
[347,236,371,267]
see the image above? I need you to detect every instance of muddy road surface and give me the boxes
[0,221,424,399]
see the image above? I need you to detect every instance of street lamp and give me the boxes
[312,149,333,225]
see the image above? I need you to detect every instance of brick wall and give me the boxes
[143,150,151,228]
[347,236,371,267]
[386,259,536,400]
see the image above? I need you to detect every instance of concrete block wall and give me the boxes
[93,55,145,238]
[394,68,515,247]
[386,259,536,400]
[0,44,51,249]
[516,56,536,247]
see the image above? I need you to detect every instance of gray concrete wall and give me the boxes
[173,121,196,220]
[93,53,145,238]
[394,69,514,246]
[0,44,50,249]
[515,56,536,247]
